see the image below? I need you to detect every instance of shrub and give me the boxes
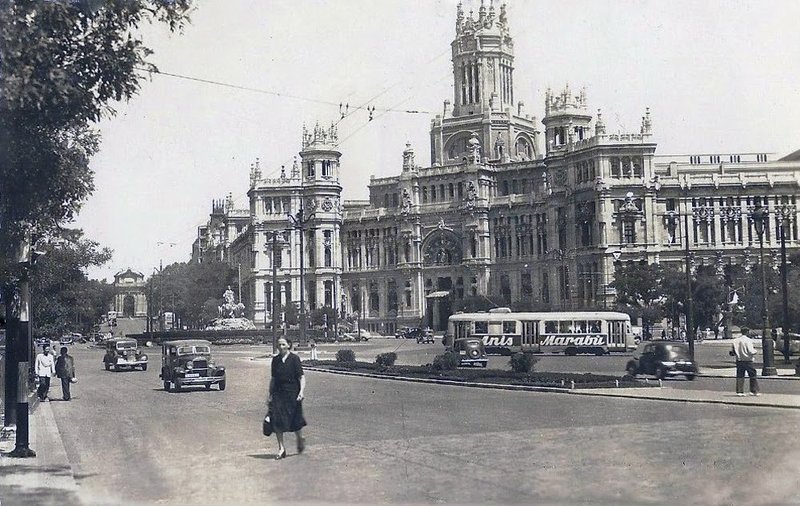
[432,350,460,371]
[509,352,537,373]
[375,352,397,367]
[336,349,356,362]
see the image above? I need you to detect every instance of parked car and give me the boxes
[103,338,148,371]
[35,336,51,349]
[342,329,370,342]
[774,332,800,356]
[451,337,488,367]
[59,335,74,346]
[160,339,226,392]
[416,328,435,344]
[625,341,697,380]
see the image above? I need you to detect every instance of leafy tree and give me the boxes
[28,229,113,337]
[0,0,192,333]
[610,260,666,337]
[309,306,337,327]
[148,260,236,329]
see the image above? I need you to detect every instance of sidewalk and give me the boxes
[572,386,800,409]
[700,365,799,379]
[0,401,81,505]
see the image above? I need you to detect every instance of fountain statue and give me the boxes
[205,285,256,330]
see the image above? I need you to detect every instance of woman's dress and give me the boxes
[270,353,307,432]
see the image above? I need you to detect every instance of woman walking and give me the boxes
[268,337,306,459]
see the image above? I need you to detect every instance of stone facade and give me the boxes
[112,268,147,318]
[193,2,800,334]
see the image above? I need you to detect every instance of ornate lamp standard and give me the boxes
[775,204,795,364]
[264,230,286,354]
[288,206,315,346]
[750,205,777,376]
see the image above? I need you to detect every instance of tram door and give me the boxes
[521,320,538,352]
[608,320,625,350]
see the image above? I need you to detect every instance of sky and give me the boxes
[74,0,800,282]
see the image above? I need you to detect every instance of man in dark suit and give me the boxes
[55,346,76,401]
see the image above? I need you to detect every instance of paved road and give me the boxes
[40,344,800,504]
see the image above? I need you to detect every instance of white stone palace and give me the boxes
[191,2,799,335]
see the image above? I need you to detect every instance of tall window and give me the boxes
[324,281,333,307]
[324,231,332,267]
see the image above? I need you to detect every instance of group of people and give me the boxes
[34,344,76,402]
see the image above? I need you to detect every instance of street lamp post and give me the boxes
[751,205,777,376]
[265,231,283,354]
[776,204,795,364]
[288,206,315,346]
[680,203,696,359]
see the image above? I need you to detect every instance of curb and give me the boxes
[303,367,800,410]
[570,389,800,410]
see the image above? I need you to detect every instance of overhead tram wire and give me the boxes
[133,67,431,116]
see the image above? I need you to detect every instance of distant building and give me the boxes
[192,2,799,334]
[112,269,147,318]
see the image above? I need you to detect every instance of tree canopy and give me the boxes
[28,229,114,337]
[0,0,192,307]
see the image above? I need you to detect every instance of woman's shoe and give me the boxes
[275,449,286,460]
[297,437,306,454]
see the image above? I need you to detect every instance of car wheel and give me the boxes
[219,380,226,391]
[686,374,696,381]
[656,366,668,380]
[141,364,148,372]
[163,380,170,392]
[481,362,488,368]
[205,383,212,390]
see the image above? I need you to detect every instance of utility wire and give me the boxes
[134,67,431,116]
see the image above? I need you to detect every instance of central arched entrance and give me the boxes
[123,294,135,317]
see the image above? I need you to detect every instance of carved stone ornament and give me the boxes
[464,181,477,210]
[321,198,333,212]
[400,189,412,216]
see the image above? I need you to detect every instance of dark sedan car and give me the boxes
[625,341,698,380]
[452,337,488,368]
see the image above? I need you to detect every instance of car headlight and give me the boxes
[186,362,193,370]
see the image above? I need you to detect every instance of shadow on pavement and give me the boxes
[0,464,81,506]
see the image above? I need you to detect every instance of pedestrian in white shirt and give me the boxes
[731,332,760,396]
[35,344,56,401]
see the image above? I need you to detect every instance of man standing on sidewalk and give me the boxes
[731,333,760,396]
[35,344,55,401]
[55,346,76,401]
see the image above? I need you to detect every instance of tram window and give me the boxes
[559,321,572,333]
[589,320,601,333]
[502,321,517,334]
[545,321,557,333]
[575,321,587,333]
[474,321,489,334]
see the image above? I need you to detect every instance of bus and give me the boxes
[447,308,635,356]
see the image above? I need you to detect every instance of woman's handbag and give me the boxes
[262,404,273,437]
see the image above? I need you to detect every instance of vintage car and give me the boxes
[59,334,74,346]
[452,337,488,367]
[625,341,697,380]
[417,327,435,344]
[160,339,226,392]
[103,338,148,371]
